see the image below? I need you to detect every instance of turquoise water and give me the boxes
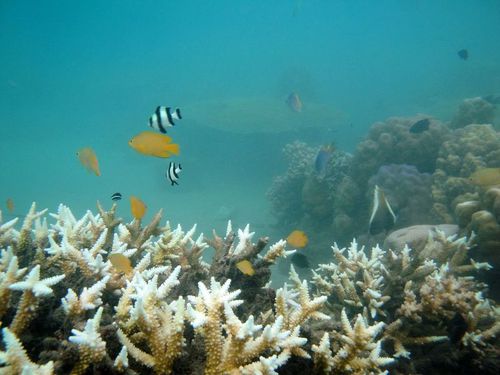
[1,0,499,239]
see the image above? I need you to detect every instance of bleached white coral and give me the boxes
[62,275,110,315]
[262,239,296,264]
[69,307,105,351]
[312,240,390,319]
[0,327,54,375]
[9,265,64,297]
[231,224,255,255]
[312,309,393,374]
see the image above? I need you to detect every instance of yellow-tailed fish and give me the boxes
[469,168,500,187]
[108,253,133,275]
[77,147,101,176]
[128,131,180,158]
[236,260,255,276]
[286,230,308,248]
[130,196,147,220]
[6,198,14,213]
[369,185,396,235]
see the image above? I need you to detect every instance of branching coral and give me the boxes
[8,265,64,335]
[0,327,54,374]
[187,266,328,375]
[311,231,498,370]
[312,309,394,374]
[115,266,185,374]
[0,203,498,374]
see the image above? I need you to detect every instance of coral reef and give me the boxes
[267,141,317,225]
[455,185,500,299]
[450,97,496,129]
[0,203,325,374]
[431,124,500,223]
[267,141,351,226]
[384,224,459,253]
[1,203,498,374]
[268,115,449,245]
[351,116,449,183]
[311,230,499,374]
[368,164,434,228]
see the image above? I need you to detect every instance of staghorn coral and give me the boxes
[0,203,498,374]
[68,307,106,375]
[312,309,394,375]
[0,203,323,374]
[311,230,498,372]
[431,123,500,223]
[0,327,54,374]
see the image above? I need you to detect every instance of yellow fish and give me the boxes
[129,131,180,158]
[108,253,133,275]
[130,196,147,220]
[469,168,500,187]
[286,230,308,248]
[236,260,255,276]
[77,147,101,176]
[6,198,14,213]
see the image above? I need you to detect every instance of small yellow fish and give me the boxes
[236,260,255,276]
[6,198,14,213]
[130,196,147,220]
[286,230,308,248]
[77,147,101,176]
[469,168,500,187]
[129,131,180,158]
[108,253,133,275]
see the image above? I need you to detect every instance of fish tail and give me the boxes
[175,108,182,119]
[167,143,180,156]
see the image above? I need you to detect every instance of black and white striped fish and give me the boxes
[166,162,182,185]
[149,106,182,133]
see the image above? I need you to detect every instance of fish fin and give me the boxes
[176,108,182,119]
[166,143,180,156]
[369,185,396,235]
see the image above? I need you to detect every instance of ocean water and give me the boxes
[1,0,499,242]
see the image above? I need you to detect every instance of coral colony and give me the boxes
[1,98,499,374]
[0,201,498,374]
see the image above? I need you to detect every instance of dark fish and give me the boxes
[166,162,182,186]
[457,49,468,60]
[447,312,468,344]
[286,92,302,113]
[290,252,310,268]
[369,185,396,235]
[409,118,430,134]
[149,106,182,133]
[111,192,122,201]
[315,145,334,175]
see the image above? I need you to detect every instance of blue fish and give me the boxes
[314,145,334,176]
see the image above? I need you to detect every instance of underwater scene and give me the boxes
[1,1,499,374]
